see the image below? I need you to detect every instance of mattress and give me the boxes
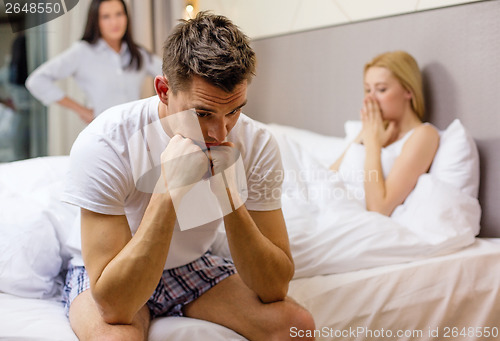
[1,238,499,340]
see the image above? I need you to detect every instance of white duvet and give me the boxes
[268,124,480,278]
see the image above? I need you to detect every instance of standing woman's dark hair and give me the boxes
[82,0,143,70]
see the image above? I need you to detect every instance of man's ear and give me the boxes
[154,76,170,105]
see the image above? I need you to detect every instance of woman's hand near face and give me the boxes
[331,97,397,171]
[360,96,398,148]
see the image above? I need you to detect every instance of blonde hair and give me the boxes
[364,51,425,120]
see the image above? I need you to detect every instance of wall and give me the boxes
[198,0,482,39]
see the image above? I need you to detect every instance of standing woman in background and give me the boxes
[26,0,162,123]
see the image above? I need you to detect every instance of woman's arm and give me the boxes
[57,97,94,123]
[362,99,439,215]
[364,124,439,215]
[26,42,93,122]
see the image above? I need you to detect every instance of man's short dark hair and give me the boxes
[162,11,256,93]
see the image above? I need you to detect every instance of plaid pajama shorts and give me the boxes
[62,251,236,318]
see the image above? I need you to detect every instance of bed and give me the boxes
[2,1,500,340]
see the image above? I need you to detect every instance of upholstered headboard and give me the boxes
[246,0,500,237]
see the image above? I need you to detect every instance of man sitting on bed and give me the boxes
[61,11,315,341]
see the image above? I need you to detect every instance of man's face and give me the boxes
[166,76,248,146]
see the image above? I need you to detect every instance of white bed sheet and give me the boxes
[288,238,500,341]
[0,294,245,341]
[1,238,499,340]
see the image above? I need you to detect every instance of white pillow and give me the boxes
[0,156,77,299]
[343,120,362,142]
[392,173,480,240]
[0,192,62,299]
[266,123,346,167]
[429,119,480,198]
[0,157,77,256]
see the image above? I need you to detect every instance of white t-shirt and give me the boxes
[62,96,283,269]
[26,39,162,117]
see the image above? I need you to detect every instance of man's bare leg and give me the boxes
[184,274,316,341]
[68,290,151,341]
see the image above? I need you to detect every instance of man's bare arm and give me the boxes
[223,208,294,303]
[81,193,176,324]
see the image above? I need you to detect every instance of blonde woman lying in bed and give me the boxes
[330,51,439,216]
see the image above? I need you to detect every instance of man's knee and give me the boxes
[285,305,316,340]
[72,321,148,341]
[68,291,150,341]
[91,328,147,341]
[291,306,316,333]
[267,301,316,340]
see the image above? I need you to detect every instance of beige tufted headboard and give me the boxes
[245,0,500,237]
